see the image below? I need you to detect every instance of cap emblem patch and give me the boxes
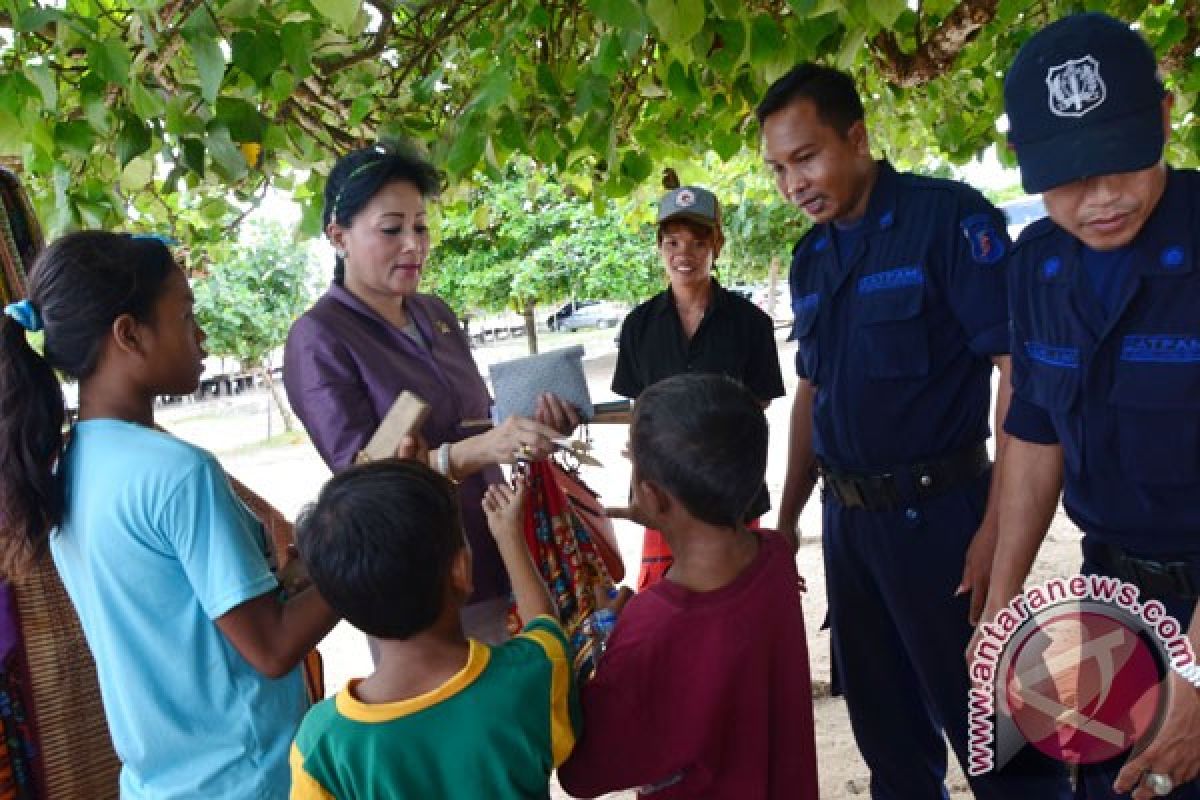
[675,189,695,208]
[1046,55,1106,118]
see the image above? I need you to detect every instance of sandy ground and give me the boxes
[160,328,1085,800]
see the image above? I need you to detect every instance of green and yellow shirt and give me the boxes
[290,616,578,799]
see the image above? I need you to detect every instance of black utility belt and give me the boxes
[818,443,990,512]
[1090,542,1200,600]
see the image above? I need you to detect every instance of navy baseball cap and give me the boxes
[1004,13,1166,194]
[657,186,721,229]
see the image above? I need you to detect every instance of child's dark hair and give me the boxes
[323,141,442,285]
[0,231,176,578]
[632,373,767,527]
[755,62,864,136]
[294,458,466,639]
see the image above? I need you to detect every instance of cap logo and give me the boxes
[1046,56,1106,118]
[675,189,695,208]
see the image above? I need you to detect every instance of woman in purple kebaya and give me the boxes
[285,143,578,644]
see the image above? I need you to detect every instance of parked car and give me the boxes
[556,301,625,332]
[546,300,600,330]
[1001,195,1047,240]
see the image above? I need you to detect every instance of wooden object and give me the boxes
[355,391,431,463]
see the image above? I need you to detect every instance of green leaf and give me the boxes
[708,19,746,76]
[665,61,700,110]
[593,33,625,78]
[187,33,226,103]
[17,7,60,32]
[116,112,152,168]
[27,63,56,112]
[129,80,166,119]
[867,0,906,29]
[749,14,785,66]
[120,156,156,193]
[310,0,360,31]
[269,71,296,104]
[206,124,249,180]
[446,122,485,177]
[281,23,313,78]
[587,0,644,30]
[216,97,266,142]
[349,95,372,126]
[166,95,205,135]
[786,0,817,15]
[55,120,95,157]
[619,150,653,183]
[231,30,284,86]
[87,38,131,87]
[181,136,206,177]
[75,198,110,229]
[711,128,742,160]
[711,0,740,18]
[473,67,512,113]
[646,0,705,49]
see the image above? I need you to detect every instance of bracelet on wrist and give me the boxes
[437,442,459,484]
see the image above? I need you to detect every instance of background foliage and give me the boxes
[0,0,1194,244]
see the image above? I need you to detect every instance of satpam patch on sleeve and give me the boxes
[961,213,1006,265]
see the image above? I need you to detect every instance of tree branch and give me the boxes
[870,0,999,88]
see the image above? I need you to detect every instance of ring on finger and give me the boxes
[1145,772,1174,796]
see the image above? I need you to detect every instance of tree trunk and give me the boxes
[523,299,540,355]
[766,255,782,319]
[261,363,295,434]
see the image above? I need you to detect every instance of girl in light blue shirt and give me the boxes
[0,232,341,799]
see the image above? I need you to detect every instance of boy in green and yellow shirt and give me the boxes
[288,460,577,799]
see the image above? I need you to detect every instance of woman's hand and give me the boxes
[480,415,560,464]
[535,392,581,435]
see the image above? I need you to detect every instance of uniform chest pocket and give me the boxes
[854,287,929,380]
[791,294,820,380]
[1109,357,1200,486]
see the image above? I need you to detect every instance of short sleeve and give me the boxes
[157,455,278,620]
[284,316,379,470]
[512,615,579,767]
[611,316,643,399]
[1004,393,1059,444]
[742,310,786,402]
[289,743,335,800]
[942,193,1013,357]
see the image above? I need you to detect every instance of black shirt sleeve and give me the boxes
[611,314,643,399]
[742,308,786,402]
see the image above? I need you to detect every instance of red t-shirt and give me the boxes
[558,531,818,800]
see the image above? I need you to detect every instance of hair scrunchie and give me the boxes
[4,299,43,333]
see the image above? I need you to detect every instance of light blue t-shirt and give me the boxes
[50,420,306,799]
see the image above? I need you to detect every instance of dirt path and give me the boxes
[161,331,1085,799]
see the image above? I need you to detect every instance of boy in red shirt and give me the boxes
[558,374,818,799]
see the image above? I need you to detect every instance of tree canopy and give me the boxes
[1,0,1196,244]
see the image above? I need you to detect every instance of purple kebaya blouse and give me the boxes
[284,284,509,602]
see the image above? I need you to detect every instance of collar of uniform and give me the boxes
[1128,167,1193,278]
[651,277,727,318]
[328,282,437,342]
[808,159,899,254]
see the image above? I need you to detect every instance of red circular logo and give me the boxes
[1004,610,1163,764]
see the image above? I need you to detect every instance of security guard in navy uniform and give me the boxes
[758,63,1071,799]
[985,13,1200,800]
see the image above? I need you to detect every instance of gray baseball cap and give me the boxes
[657,186,721,229]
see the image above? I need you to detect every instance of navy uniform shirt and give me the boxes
[1005,168,1200,555]
[789,161,1012,473]
[613,279,785,518]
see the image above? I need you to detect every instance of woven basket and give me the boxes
[12,561,120,799]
